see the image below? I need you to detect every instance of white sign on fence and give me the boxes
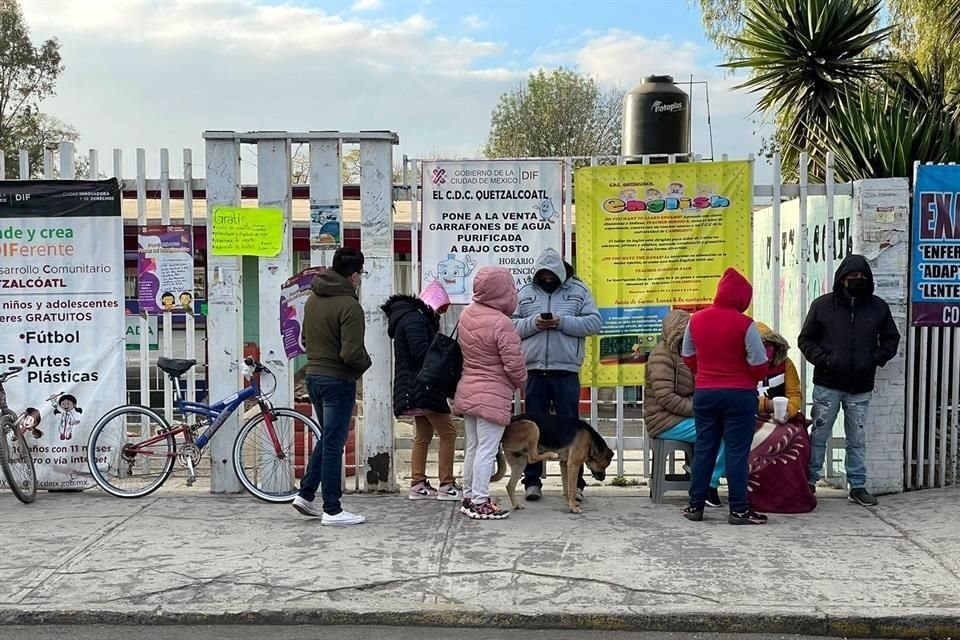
[125,315,159,351]
[420,160,564,304]
[0,180,125,491]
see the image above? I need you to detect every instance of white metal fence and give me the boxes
[11,142,952,490]
[401,152,857,484]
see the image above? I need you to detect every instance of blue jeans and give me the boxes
[659,418,725,489]
[809,385,871,489]
[298,375,356,515]
[523,373,586,490]
[689,389,757,513]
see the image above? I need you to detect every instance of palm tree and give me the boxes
[727,0,960,180]
[826,83,960,181]
[724,0,891,179]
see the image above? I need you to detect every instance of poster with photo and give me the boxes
[310,204,342,249]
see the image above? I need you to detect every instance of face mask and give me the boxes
[537,278,560,294]
[846,279,870,297]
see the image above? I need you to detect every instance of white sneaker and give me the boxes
[321,510,366,526]
[292,495,322,517]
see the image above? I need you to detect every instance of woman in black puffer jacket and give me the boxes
[381,281,461,501]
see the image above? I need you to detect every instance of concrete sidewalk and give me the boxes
[1,487,957,638]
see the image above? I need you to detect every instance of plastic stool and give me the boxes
[649,438,695,504]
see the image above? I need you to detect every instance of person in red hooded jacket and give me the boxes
[681,268,769,525]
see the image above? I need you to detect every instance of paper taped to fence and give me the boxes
[137,225,194,314]
[911,164,960,327]
[575,161,752,386]
[211,207,283,257]
[0,179,125,491]
[420,160,564,304]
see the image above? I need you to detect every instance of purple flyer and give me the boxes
[280,267,326,359]
[138,225,194,315]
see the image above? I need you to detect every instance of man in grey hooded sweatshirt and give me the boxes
[513,248,602,501]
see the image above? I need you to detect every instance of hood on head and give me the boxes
[418,280,450,312]
[472,266,518,315]
[533,248,566,283]
[661,309,690,352]
[833,254,875,295]
[380,294,434,338]
[756,322,789,366]
[311,269,357,299]
[714,268,752,312]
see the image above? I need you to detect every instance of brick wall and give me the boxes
[853,178,910,495]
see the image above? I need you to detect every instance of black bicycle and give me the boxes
[0,366,38,503]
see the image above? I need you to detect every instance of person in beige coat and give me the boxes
[644,309,725,508]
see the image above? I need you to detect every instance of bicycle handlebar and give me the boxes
[243,357,269,374]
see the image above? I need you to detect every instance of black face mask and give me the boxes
[846,279,871,297]
[537,278,560,294]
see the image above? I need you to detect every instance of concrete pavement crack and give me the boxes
[11,499,160,605]
[85,567,720,606]
[432,499,458,605]
[867,506,960,581]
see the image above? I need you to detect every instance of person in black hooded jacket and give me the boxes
[380,280,462,502]
[798,254,900,507]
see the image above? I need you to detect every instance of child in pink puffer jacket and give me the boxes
[453,266,528,520]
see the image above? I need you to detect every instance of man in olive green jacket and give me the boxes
[293,247,372,526]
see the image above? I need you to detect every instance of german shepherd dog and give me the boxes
[492,413,615,514]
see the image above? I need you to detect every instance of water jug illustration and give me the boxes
[436,253,475,296]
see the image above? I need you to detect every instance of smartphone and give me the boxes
[540,312,553,320]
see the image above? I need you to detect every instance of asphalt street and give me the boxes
[1,626,901,640]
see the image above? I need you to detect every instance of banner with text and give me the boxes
[575,161,752,386]
[0,180,125,490]
[421,160,564,304]
[137,225,194,314]
[911,164,960,327]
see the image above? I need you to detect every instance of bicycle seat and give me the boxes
[157,358,197,378]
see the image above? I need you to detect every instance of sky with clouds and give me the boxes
[22,0,769,179]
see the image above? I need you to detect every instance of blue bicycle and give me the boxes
[86,357,321,502]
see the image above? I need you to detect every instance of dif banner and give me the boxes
[575,161,752,386]
[420,159,564,304]
[0,180,125,490]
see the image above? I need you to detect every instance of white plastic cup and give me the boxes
[773,397,789,422]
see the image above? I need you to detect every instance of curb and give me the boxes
[2,608,959,638]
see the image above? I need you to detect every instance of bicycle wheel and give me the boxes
[0,416,37,504]
[233,407,322,503]
[87,405,176,498]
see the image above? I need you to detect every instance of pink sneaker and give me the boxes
[467,499,509,520]
[408,481,438,500]
[436,483,463,501]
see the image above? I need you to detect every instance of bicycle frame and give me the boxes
[128,374,280,457]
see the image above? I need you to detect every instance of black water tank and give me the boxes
[622,75,690,161]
